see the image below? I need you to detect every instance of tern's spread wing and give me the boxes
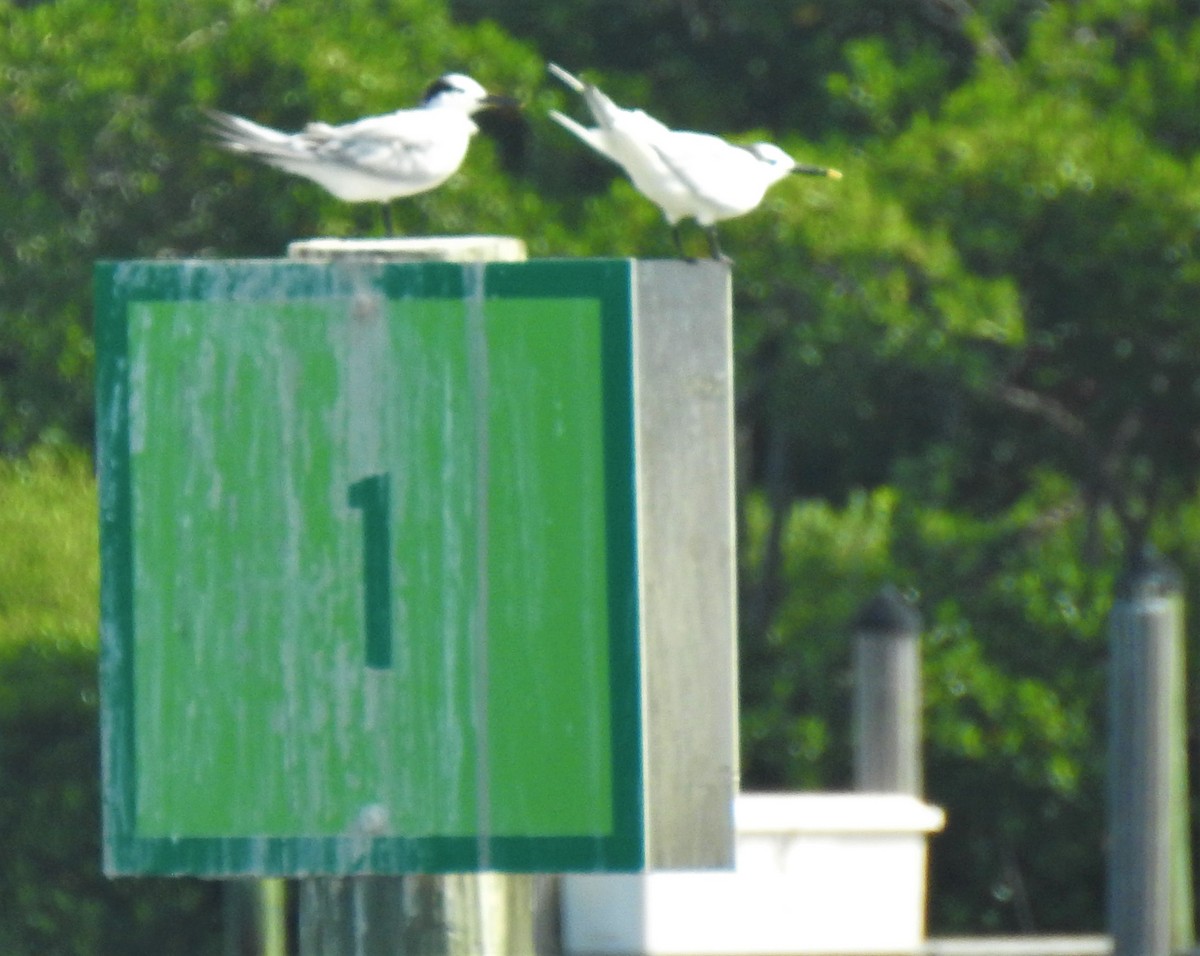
[548,63,671,158]
[548,63,586,94]
[548,110,614,161]
[549,103,672,172]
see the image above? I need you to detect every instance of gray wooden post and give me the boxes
[280,239,735,954]
[853,585,923,795]
[1107,551,1194,956]
[297,874,557,956]
[223,879,286,956]
[289,235,552,956]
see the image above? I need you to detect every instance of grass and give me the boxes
[0,445,227,956]
[0,445,98,649]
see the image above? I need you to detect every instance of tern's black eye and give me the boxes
[422,77,459,102]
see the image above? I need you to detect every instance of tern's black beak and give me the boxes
[480,94,523,112]
[792,163,843,179]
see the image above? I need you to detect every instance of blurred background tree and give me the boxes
[3,0,1200,944]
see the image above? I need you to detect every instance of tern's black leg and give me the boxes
[704,226,731,263]
[671,224,688,259]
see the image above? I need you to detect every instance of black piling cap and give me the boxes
[854,583,922,638]
[1115,547,1182,600]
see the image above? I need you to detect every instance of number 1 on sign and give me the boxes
[348,474,393,669]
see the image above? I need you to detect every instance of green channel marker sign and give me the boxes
[97,258,738,877]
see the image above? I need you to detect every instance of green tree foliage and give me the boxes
[880,76,1200,550]
[451,0,1038,136]
[734,0,1200,930]
[0,455,223,955]
[4,0,1200,938]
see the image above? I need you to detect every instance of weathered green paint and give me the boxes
[97,259,643,875]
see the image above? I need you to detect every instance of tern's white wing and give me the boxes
[649,131,785,224]
[292,108,479,200]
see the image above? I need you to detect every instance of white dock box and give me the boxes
[563,792,946,956]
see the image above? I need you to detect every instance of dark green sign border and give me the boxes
[96,258,644,875]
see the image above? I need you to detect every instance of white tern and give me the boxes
[209,74,518,233]
[547,63,841,260]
